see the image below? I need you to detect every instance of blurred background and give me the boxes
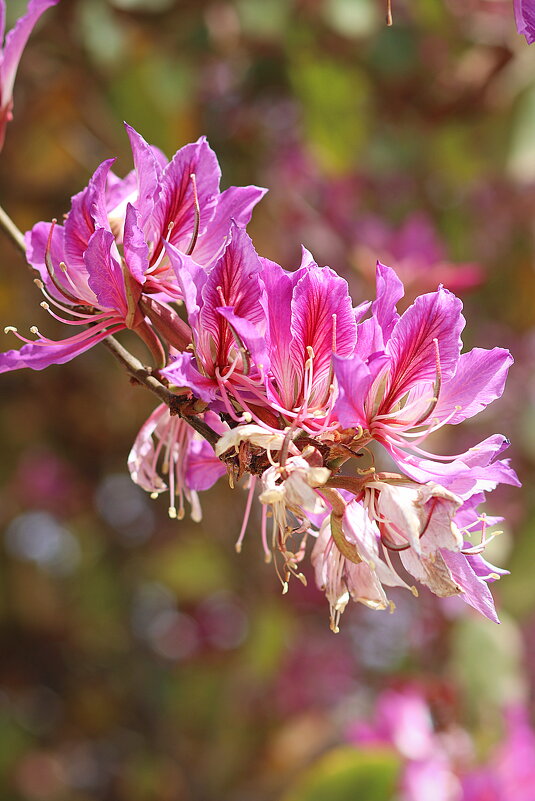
[0,0,534,799]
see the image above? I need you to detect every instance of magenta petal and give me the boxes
[186,439,226,491]
[434,347,513,425]
[217,306,269,373]
[192,184,267,266]
[515,0,535,44]
[162,352,218,402]
[440,548,500,623]
[290,265,357,408]
[84,228,127,315]
[384,287,465,408]
[123,203,149,285]
[200,224,265,349]
[262,257,306,408]
[1,0,58,101]
[152,136,220,254]
[333,352,389,429]
[372,261,404,343]
[164,240,207,327]
[0,325,121,373]
[124,123,162,231]
[64,158,115,272]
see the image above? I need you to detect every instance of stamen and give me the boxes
[332,314,337,354]
[235,477,256,553]
[185,173,200,256]
[411,338,442,427]
[44,221,81,305]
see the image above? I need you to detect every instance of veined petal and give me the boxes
[191,184,268,266]
[290,265,357,408]
[262,256,306,409]
[84,228,127,315]
[200,224,266,366]
[372,261,404,344]
[1,0,58,101]
[24,220,91,303]
[151,136,220,261]
[216,306,269,374]
[382,287,465,411]
[64,158,116,272]
[433,348,513,425]
[333,352,389,429]
[123,203,149,286]
[162,351,218,402]
[124,123,162,231]
[440,548,501,623]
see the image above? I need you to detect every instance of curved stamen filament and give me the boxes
[185,173,200,256]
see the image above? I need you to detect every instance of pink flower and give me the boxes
[0,0,59,150]
[333,262,518,492]
[0,125,265,373]
[128,404,226,521]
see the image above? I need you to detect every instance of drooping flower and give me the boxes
[514,0,535,44]
[128,404,226,521]
[0,0,59,150]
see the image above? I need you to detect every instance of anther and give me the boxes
[59,261,68,273]
[29,326,40,335]
[4,326,17,334]
[150,492,159,500]
[242,412,252,423]
[40,302,50,310]
[34,279,44,290]
[168,506,178,519]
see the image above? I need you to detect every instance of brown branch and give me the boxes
[0,204,221,451]
[0,203,27,255]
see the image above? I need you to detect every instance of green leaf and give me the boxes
[281,746,400,801]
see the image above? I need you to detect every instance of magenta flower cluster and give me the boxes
[0,121,519,631]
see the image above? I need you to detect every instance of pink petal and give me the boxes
[191,184,267,266]
[64,158,115,272]
[1,0,58,102]
[434,347,513,425]
[84,228,127,315]
[382,287,465,411]
[290,265,357,409]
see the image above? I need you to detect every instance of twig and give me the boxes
[103,336,220,448]
[0,203,27,255]
[0,203,221,451]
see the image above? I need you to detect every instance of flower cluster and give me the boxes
[0,122,518,630]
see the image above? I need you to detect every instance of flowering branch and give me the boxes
[0,202,221,450]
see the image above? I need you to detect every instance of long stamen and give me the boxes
[44,221,82,305]
[185,173,200,256]
[235,476,257,553]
